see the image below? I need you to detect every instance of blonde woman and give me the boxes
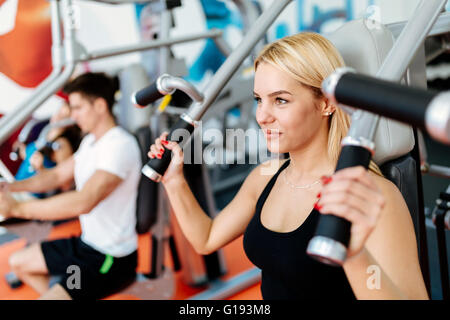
[148,32,429,300]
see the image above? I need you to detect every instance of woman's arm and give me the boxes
[317,167,428,300]
[150,133,276,255]
[342,247,408,299]
[344,176,428,299]
[164,163,272,254]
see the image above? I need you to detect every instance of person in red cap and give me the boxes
[13,95,82,197]
[0,72,141,300]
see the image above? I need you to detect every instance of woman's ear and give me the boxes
[320,97,336,116]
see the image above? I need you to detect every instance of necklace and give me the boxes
[282,168,321,189]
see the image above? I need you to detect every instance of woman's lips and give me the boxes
[264,129,282,139]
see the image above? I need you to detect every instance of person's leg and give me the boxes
[8,243,50,294]
[38,283,72,300]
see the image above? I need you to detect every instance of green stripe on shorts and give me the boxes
[99,254,114,274]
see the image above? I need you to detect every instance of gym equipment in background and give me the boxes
[321,68,450,145]
[132,0,292,182]
[307,0,448,267]
[2,0,449,300]
[430,186,450,300]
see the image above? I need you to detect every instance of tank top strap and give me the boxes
[255,159,290,212]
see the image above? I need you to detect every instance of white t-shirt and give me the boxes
[74,126,142,257]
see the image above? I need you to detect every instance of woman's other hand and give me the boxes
[147,132,185,186]
[316,166,386,259]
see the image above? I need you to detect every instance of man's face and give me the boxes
[68,92,98,134]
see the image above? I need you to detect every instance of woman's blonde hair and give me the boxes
[254,32,382,176]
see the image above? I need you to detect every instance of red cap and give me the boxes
[55,90,69,102]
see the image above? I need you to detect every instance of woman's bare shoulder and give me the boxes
[368,171,403,201]
[242,158,289,198]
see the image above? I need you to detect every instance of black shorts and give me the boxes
[41,236,137,300]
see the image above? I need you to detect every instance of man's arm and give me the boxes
[9,157,75,193]
[10,170,123,221]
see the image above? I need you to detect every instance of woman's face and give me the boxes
[254,62,326,154]
[50,102,71,123]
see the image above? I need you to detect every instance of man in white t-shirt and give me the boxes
[0,72,142,300]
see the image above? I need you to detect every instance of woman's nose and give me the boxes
[256,102,275,125]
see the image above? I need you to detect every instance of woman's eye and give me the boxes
[253,96,261,104]
[275,98,288,104]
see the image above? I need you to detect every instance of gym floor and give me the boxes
[0,217,262,300]
[1,145,447,300]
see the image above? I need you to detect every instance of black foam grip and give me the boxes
[439,192,450,202]
[313,145,372,246]
[166,0,182,10]
[144,117,195,176]
[335,144,372,171]
[335,73,437,128]
[134,82,164,107]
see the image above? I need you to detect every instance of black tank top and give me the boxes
[243,160,356,300]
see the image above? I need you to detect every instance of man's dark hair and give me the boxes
[63,72,120,113]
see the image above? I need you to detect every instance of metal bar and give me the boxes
[406,43,428,89]
[187,0,294,121]
[80,29,223,61]
[433,196,450,300]
[82,0,154,4]
[387,11,450,38]
[149,184,168,278]
[34,119,76,150]
[233,0,265,55]
[412,129,432,296]
[163,76,204,103]
[212,36,233,58]
[159,9,171,75]
[379,0,446,82]
[62,0,79,64]
[188,268,261,300]
[0,160,15,183]
[233,0,259,31]
[347,0,447,142]
[17,119,39,143]
[424,164,450,179]
[50,0,64,69]
[0,0,79,146]
[425,38,448,64]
